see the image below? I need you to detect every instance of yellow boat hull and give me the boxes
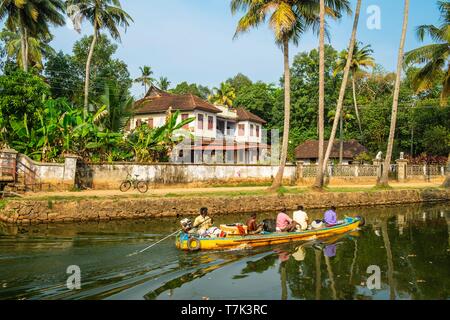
[176,217,362,251]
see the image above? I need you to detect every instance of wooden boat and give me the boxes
[176,216,364,251]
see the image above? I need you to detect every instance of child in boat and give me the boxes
[246,213,264,235]
[276,208,299,232]
[293,205,309,231]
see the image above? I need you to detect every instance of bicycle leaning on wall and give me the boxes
[119,173,149,194]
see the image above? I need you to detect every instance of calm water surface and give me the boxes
[0,203,449,300]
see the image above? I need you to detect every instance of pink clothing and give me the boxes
[276,212,292,231]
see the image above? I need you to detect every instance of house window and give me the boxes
[136,119,142,127]
[250,124,254,136]
[181,114,189,129]
[238,124,245,136]
[208,116,214,130]
[147,118,154,129]
[198,114,204,130]
[256,125,260,138]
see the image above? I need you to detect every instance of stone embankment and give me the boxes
[0,189,449,225]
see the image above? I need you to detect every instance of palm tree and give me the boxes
[231,0,351,191]
[209,82,236,108]
[134,66,154,95]
[66,0,133,111]
[405,1,449,107]
[314,0,326,189]
[0,29,55,70]
[319,0,362,187]
[379,0,410,186]
[0,0,65,72]
[158,76,171,91]
[334,41,375,137]
[404,1,449,188]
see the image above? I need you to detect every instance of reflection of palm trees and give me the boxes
[349,239,358,284]
[324,254,337,300]
[315,250,321,300]
[280,262,288,300]
[381,219,396,300]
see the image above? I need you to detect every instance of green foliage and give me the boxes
[422,126,450,156]
[234,81,277,125]
[209,82,236,108]
[170,82,211,100]
[0,69,50,141]
[44,51,82,101]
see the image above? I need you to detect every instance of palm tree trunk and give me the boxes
[314,0,326,188]
[270,38,291,190]
[19,24,28,72]
[379,0,410,186]
[340,112,344,164]
[84,29,98,112]
[322,0,362,174]
[352,74,363,137]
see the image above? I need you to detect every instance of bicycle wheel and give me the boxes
[120,181,132,192]
[137,181,148,194]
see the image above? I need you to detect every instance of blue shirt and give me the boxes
[324,210,337,225]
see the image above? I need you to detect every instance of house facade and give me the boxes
[130,86,269,164]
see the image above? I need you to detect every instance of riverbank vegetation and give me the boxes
[0,1,448,183]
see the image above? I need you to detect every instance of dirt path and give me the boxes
[21,181,444,200]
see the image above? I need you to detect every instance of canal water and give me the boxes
[0,203,449,300]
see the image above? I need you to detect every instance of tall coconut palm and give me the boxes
[319,0,362,187]
[209,82,236,108]
[334,41,375,137]
[66,0,133,111]
[231,0,351,190]
[0,0,65,72]
[0,29,55,70]
[158,76,171,91]
[134,66,154,95]
[314,0,326,188]
[379,0,410,186]
[404,1,449,188]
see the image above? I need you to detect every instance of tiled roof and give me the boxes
[295,140,368,160]
[134,87,221,114]
[236,107,267,124]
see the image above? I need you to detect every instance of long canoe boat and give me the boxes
[176,216,364,251]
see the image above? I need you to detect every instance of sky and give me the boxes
[2,0,443,98]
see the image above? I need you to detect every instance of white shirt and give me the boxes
[293,210,309,231]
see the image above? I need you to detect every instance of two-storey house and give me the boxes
[131,86,269,164]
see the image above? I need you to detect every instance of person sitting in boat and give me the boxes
[246,213,264,235]
[276,208,299,233]
[193,207,213,235]
[323,206,344,227]
[293,205,309,231]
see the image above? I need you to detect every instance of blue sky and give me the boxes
[3,0,442,97]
